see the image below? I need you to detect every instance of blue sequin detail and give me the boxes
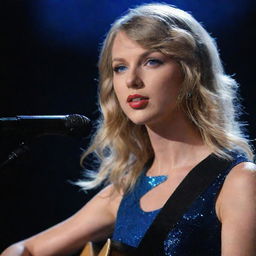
[112,154,248,255]
[112,174,168,247]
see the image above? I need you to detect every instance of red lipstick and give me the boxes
[127,94,149,109]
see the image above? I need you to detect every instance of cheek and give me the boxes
[151,79,182,109]
[113,83,121,101]
[154,76,182,98]
[163,68,183,93]
[113,84,127,110]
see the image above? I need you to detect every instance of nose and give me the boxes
[126,67,144,89]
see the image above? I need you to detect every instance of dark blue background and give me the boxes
[1,0,255,252]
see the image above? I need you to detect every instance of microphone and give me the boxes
[0,114,91,138]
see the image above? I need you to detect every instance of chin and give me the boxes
[126,117,144,125]
[127,114,155,126]
[123,108,160,126]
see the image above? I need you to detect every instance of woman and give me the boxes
[1,3,255,256]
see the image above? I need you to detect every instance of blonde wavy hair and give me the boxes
[78,3,254,193]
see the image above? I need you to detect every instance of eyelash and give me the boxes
[113,65,127,73]
[146,58,163,66]
[113,58,163,73]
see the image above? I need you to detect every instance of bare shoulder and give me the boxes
[215,161,256,255]
[90,184,123,217]
[222,161,256,193]
[217,161,256,221]
[216,161,256,255]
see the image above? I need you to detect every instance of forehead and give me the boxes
[111,31,148,59]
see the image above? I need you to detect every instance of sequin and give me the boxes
[112,174,167,247]
[112,154,247,255]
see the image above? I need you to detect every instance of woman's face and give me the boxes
[111,31,184,127]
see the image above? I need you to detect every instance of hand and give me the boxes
[1,242,31,256]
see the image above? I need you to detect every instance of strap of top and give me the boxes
[135,153,232,255]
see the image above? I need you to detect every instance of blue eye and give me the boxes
[146,59,163,66]
[113,65,127,73]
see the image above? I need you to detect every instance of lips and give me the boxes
[127,94,149,109]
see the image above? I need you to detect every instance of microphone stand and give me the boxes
[0,141,30,171]
[0,114,91,171]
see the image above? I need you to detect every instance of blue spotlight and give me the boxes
[30,0,252,52]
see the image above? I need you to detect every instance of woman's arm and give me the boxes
[1,185,122,256]
[217,162,256,256]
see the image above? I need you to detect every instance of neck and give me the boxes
[145,112,212,174]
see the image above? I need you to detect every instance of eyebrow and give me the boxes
[112,49,159,64]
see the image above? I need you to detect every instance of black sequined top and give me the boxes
[112,153,247,255]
